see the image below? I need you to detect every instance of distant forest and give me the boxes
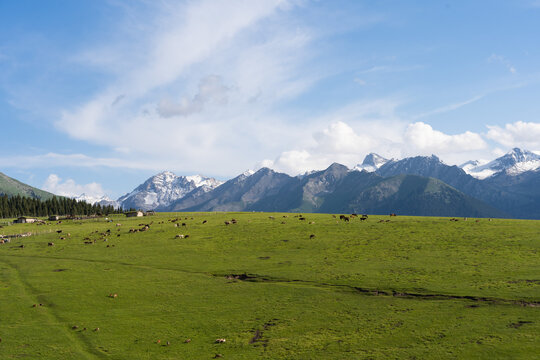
[0,194,121,219]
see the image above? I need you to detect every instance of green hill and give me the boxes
[0,171,56,200]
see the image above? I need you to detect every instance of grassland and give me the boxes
[0,212,538,359]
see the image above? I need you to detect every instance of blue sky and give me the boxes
[1,0,540,199]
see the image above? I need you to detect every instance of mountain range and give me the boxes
[2,148,540,218]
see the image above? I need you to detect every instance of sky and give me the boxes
[1,0,540,200]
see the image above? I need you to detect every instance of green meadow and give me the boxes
[0,212,538,359]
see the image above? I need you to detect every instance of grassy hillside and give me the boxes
[0,212,538,359]
[0,171,56,200]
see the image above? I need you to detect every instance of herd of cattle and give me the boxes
[0,212,398,247]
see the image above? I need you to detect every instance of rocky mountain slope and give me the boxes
[117,171,222,211]
[162,163,505,218]
[460,148,540,179]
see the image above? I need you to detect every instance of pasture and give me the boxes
[0,212,538,359]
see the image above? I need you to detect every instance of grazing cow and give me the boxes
[389,213,397,217]
[215,338,226,343]
[175,234,185,239]
[224,221,231,226]
[309,234,316,239]
[48,242,54,246]
[269,216,275,220]
[56,230,62,234]
[203,220,207,224]
[182,223,187,226]
[184,338,191,343]
[299,217,306,221]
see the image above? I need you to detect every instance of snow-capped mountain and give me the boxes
[461,148,540,179]
[118,171,223,210]
[353,153,390,172]
[74,193,118,207]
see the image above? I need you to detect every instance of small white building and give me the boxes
[13,217,37,224]
[125,211,144,218]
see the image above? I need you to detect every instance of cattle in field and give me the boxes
[389,213,397,217]
[202,220,207,224]
[48,242,54,246]
[309,234,316,239]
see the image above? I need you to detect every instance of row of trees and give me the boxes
[0,194,121,219]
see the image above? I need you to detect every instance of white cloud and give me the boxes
[54,0,316,177]
[488,54,517,74]
[43,174,105,198]
[0,152,167,171]
[486,121,540,149]
[404,122,487,153]
[262,121,382,174]
[260,117,491,175]
[157,75,230,117]
[413,95,484,119]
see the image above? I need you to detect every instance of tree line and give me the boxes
[0,194,121,219]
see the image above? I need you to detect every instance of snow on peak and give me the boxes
[353,153,390,172]
[117,171,222,210]
[461,148,540,179]
[185,174,223,189]
[74,193,116,206]
[242,169,255,177]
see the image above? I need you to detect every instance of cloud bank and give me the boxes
[43,174,106,198]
